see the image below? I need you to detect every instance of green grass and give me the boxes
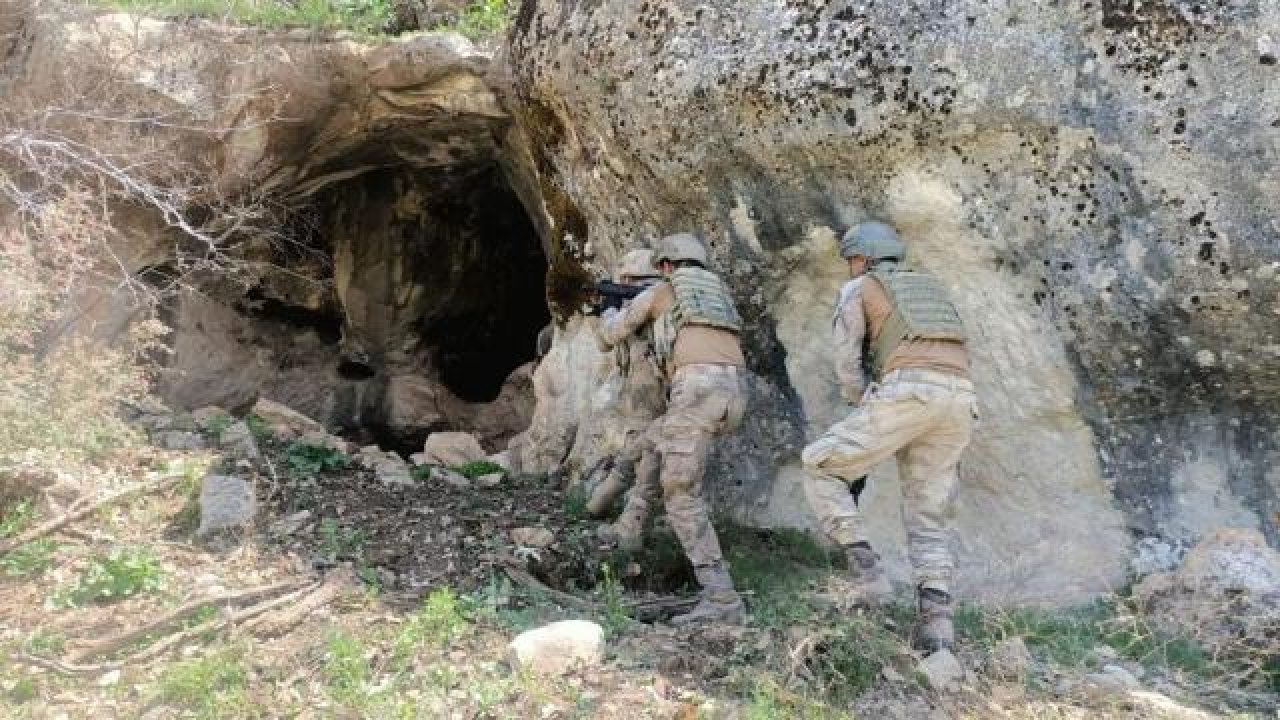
[1,539,58,577]
[741,678,851,720]
[0,499,36,538]
[597,562,631,637]
[99,0,394,35]
[54,547,164,607]
[561,485,590,520]
[392,588,471,667]
[150,645,255,719]
[721,524,832,628]
[318,518,366,562]
[432,0,510,41]
[324,630,373,708]
[451,460,506,479]
[955,600,1216,678]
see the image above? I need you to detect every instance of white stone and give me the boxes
[507,620,605,676]
[422,431,487,468]
[476,472,504,488]
[512,526,555,548]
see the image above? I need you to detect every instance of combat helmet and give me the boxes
[839,221,906,262]
[653,232,709,268]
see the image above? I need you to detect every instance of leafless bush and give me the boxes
[0,1,303,467]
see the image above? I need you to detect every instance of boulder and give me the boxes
[507,620,605,676]
[216,420,260,461]
[422,431,486,468]
[197,474,255,536]
[1135,528,1280,661]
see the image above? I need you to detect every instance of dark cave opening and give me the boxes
[316,161,549,404]
[416,169,550,403]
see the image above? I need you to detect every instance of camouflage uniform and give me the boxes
[801,221,973,652]
[599,234,748,623]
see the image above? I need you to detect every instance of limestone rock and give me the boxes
[298,430,354,455]
[1081,664,1142,699]
[217,421,260,460]
[422,431,486,468]
[507,620,605,676]
[506,0,1280,604]
[197,474,255,536]
[475,472,504,488]
[918,649,965,690]
[511,526,555,548]
[251,399,325,440]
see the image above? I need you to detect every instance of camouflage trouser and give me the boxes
[655,364,748,567]
[801,369,975,594]
[604,434,662,535]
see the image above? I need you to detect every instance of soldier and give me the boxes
[587,249,665,546]
[597,233,749,624]
[801,221,975,654]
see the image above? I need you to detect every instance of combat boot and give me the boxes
[817,542,893,610]
[915,586,955,654]
[670,562,745,626]
[596,520,642,553]
[586,470,627,518]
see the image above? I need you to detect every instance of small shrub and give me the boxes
[561,485,590,520]
[284,441,348,478]
[451,460,506,479]
[55,547,164,607]
[319,518,366,561]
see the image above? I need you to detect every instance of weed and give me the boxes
[244,414,270,444]
[393,587,471,666]
[284,441,348,478]
[24,629,66,655]
[561,485,590,520]
[101,0,394,36]
[55,547,164,607]
[203,413,233,441]
[319,518,366,561]
[150,645,254,719]
[598,563,631,637]
[741,677,850,720]
[1,539,58,577]
[324,630,372,708]
[6,676,37,704]
[0,499,35,537]
[451,460,507,479]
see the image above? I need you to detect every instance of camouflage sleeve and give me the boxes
[833,278,868,403]
[600,284,660,347]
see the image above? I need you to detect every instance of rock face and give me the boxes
[504,0,1280,602]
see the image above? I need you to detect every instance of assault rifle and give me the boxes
[586,280,645,315]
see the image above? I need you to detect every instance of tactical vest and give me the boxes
[650,267,742,369]
[866,269,966,378]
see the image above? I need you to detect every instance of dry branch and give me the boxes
[239,570,352,637]
[0,474,183,556]
[69,577,312,663]
[486,553,700,621]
